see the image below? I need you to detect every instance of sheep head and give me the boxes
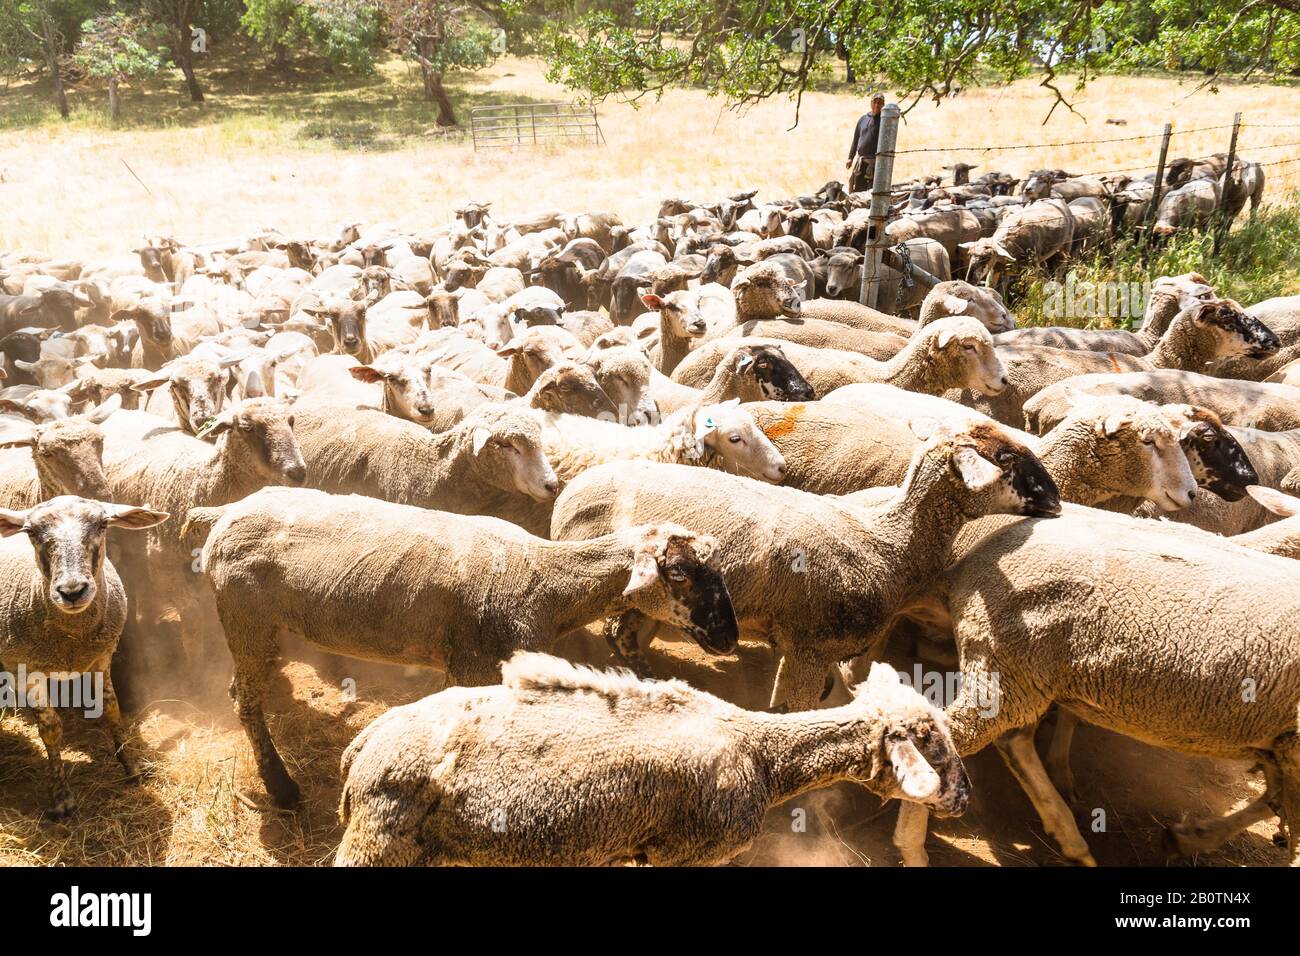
[908,417,1060,519]
[0,496,168,614]
[619,523,737,656]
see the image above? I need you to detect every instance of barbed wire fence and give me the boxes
[859,109,1300,309]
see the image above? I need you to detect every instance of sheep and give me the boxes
[969,298,1281,427]
[100,395,306,666]
[891,504,1300,867]
[538,399,787,484]
[415,325,582,394]
[649,342,816,417]
[1024,370,1300,433]
[638,284,736,374]
[771,390,1200,509]
[673,337,903,396]
[1126,422,1300,535]
[294,352,439,426]
[0,396,121,507]
[0,496,168,815]
[292,402,559,535]
[754,317,1006,412]
[993,272,1214,354]
[65,365,154,410]
[334,653,969,866]
[958,198,1074,288]
[131,351,247,435]
[801,280,1013,337]
[185,489,738,808]
[519,360,619,419]
[300,293,421,364]
[551,418,1061,710]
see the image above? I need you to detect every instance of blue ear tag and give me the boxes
[738,354,754,368]
[704,417,715,430]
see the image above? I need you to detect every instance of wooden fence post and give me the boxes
[859,103,900,309]
[1214,112,1243,255]
[1141,123,1173,251]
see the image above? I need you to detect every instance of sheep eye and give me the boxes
[728,434,742,444]
[1141,437,1155,446]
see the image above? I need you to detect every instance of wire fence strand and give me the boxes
[891,123,1236,157]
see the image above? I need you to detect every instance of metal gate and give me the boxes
[470,102,605,151]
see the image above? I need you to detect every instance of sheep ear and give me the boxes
[0,507,29,536]
[952,446,1003,491]
[0,425,36,449]
[1246,485,1300,517]
[104,504,170,530]
[887,737,941,801]
[622,549,660,597]
[84,393,122,424]
[936,327,956,349]
[471,428,491,455]
[130,372,172,393]
[349,365,385,384]
[1095,413,1128,438]
[195,414,232,440]
[496,340,521,357]
[794,280,807,291]
[734,351,756,373]
[640,293,664,310]
[941,294,969,315]
[957,241,977,251]
[994,242,1016,261]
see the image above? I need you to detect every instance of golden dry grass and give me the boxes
[2,55,1300,258]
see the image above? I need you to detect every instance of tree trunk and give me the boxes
[175,27,205,102]
[272,42,288,71]
[40,15,69,118]
[428,71,457,126]
[414,43,457,126]
[108,75,120,121]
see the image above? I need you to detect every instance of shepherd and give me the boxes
[846,93,886,194]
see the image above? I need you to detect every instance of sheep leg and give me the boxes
[97,658,140,781]
[995,725,1096,866]
[229,631,301,809]
[603,611,654,676]
[27,679,74,818]
[767,651,833,712]
[1042,708,1080,806]
[1275,739,1300,865]
[1163,759,1281,860]
[893,802,932,867]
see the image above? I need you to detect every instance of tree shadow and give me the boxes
[0,46,568,151]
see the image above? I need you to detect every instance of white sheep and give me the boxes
[184,489,738,808]
[0,496,167,815]
[333,653,970,866]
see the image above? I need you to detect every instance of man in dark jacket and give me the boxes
[846,94,885,193]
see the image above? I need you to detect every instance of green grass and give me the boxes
[0,42,558,148]
[1011,198,1300,328]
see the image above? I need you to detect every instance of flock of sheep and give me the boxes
[1,145,1299,867]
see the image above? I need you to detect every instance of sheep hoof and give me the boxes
[46,793,77,821]
[1273,829,1287,848]
[267,778,302,811]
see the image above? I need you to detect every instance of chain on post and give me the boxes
[893,241,913,313]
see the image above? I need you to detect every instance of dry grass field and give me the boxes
[1,53,1297,868]
[2,53,1300,259]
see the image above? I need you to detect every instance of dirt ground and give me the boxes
[0,628,1283,867]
